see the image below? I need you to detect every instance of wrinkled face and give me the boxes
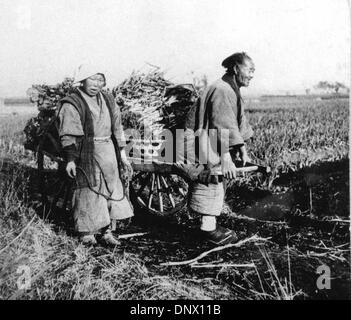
[234,59,255,87]
[82,73,105,96]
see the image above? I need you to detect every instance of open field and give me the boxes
[0,104,36,117]
[0,96,349,300]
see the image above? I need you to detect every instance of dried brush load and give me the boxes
[24,78,75,155]
[113,69,198,138]
[23,69,198,156]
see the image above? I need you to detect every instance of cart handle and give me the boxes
[210,165,259,175]
[128,158,271,179]
[210,161,271,175]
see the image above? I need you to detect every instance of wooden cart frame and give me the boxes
[36,135,270,217]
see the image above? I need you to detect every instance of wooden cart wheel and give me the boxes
[130,171,188,215]
[37,135,73,218]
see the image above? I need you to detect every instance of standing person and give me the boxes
[184,52,255,245]
[58,64,134,246]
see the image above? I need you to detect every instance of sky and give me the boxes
[0,0,350,97]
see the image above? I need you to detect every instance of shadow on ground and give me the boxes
[226,158,349,221]
[1,156,350,299]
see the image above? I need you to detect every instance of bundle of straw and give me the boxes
[23,68,198,153]
[113,69,198,138]
[27,78,75,113]
[24,78,75,152]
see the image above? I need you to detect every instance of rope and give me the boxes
[75,165,126,202]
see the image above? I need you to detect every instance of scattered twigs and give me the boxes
[190,262,256,269]
[334,243,350,249]
[306,251,348,262]
[233,214,288,225]
[304,241,350,263]
[308,244,349,252]
[117,232,149,239]
[159,235,270,267]
[324,218,350,224]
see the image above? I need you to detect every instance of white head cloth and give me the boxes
[74,64,106,84]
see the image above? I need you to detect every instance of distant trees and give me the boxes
[334,82,348,94]
[314,81,348,94]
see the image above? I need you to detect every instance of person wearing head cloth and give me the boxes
[58,64,134,246]
[183,52,255,245]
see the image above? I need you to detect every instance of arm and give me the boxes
[58,103,84,148]
[209,87,245,178]
[238,143,251,165]
[58,103,84,177]
[210,87,245,154]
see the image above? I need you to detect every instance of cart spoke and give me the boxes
[148,173,156,209]
[179,188,186,197]
[156,174,164,212]
[160,175,176,208]
[137,196,146,206]
[130,163,188,215]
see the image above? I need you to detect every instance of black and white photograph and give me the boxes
[0,0,350,303]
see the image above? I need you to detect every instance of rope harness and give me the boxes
[74,164,128,202]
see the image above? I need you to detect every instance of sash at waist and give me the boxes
[93,136,111,143]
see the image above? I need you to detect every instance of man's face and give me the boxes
[82,73,105,96]
[235,59,255,87]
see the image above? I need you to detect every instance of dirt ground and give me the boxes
[29,158,349,300]
[1,154,350,300]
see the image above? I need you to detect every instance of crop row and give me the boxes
[244,99,348,187]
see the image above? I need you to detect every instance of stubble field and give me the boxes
[0,96,349,300]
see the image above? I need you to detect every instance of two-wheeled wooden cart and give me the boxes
[36,134,270,216]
